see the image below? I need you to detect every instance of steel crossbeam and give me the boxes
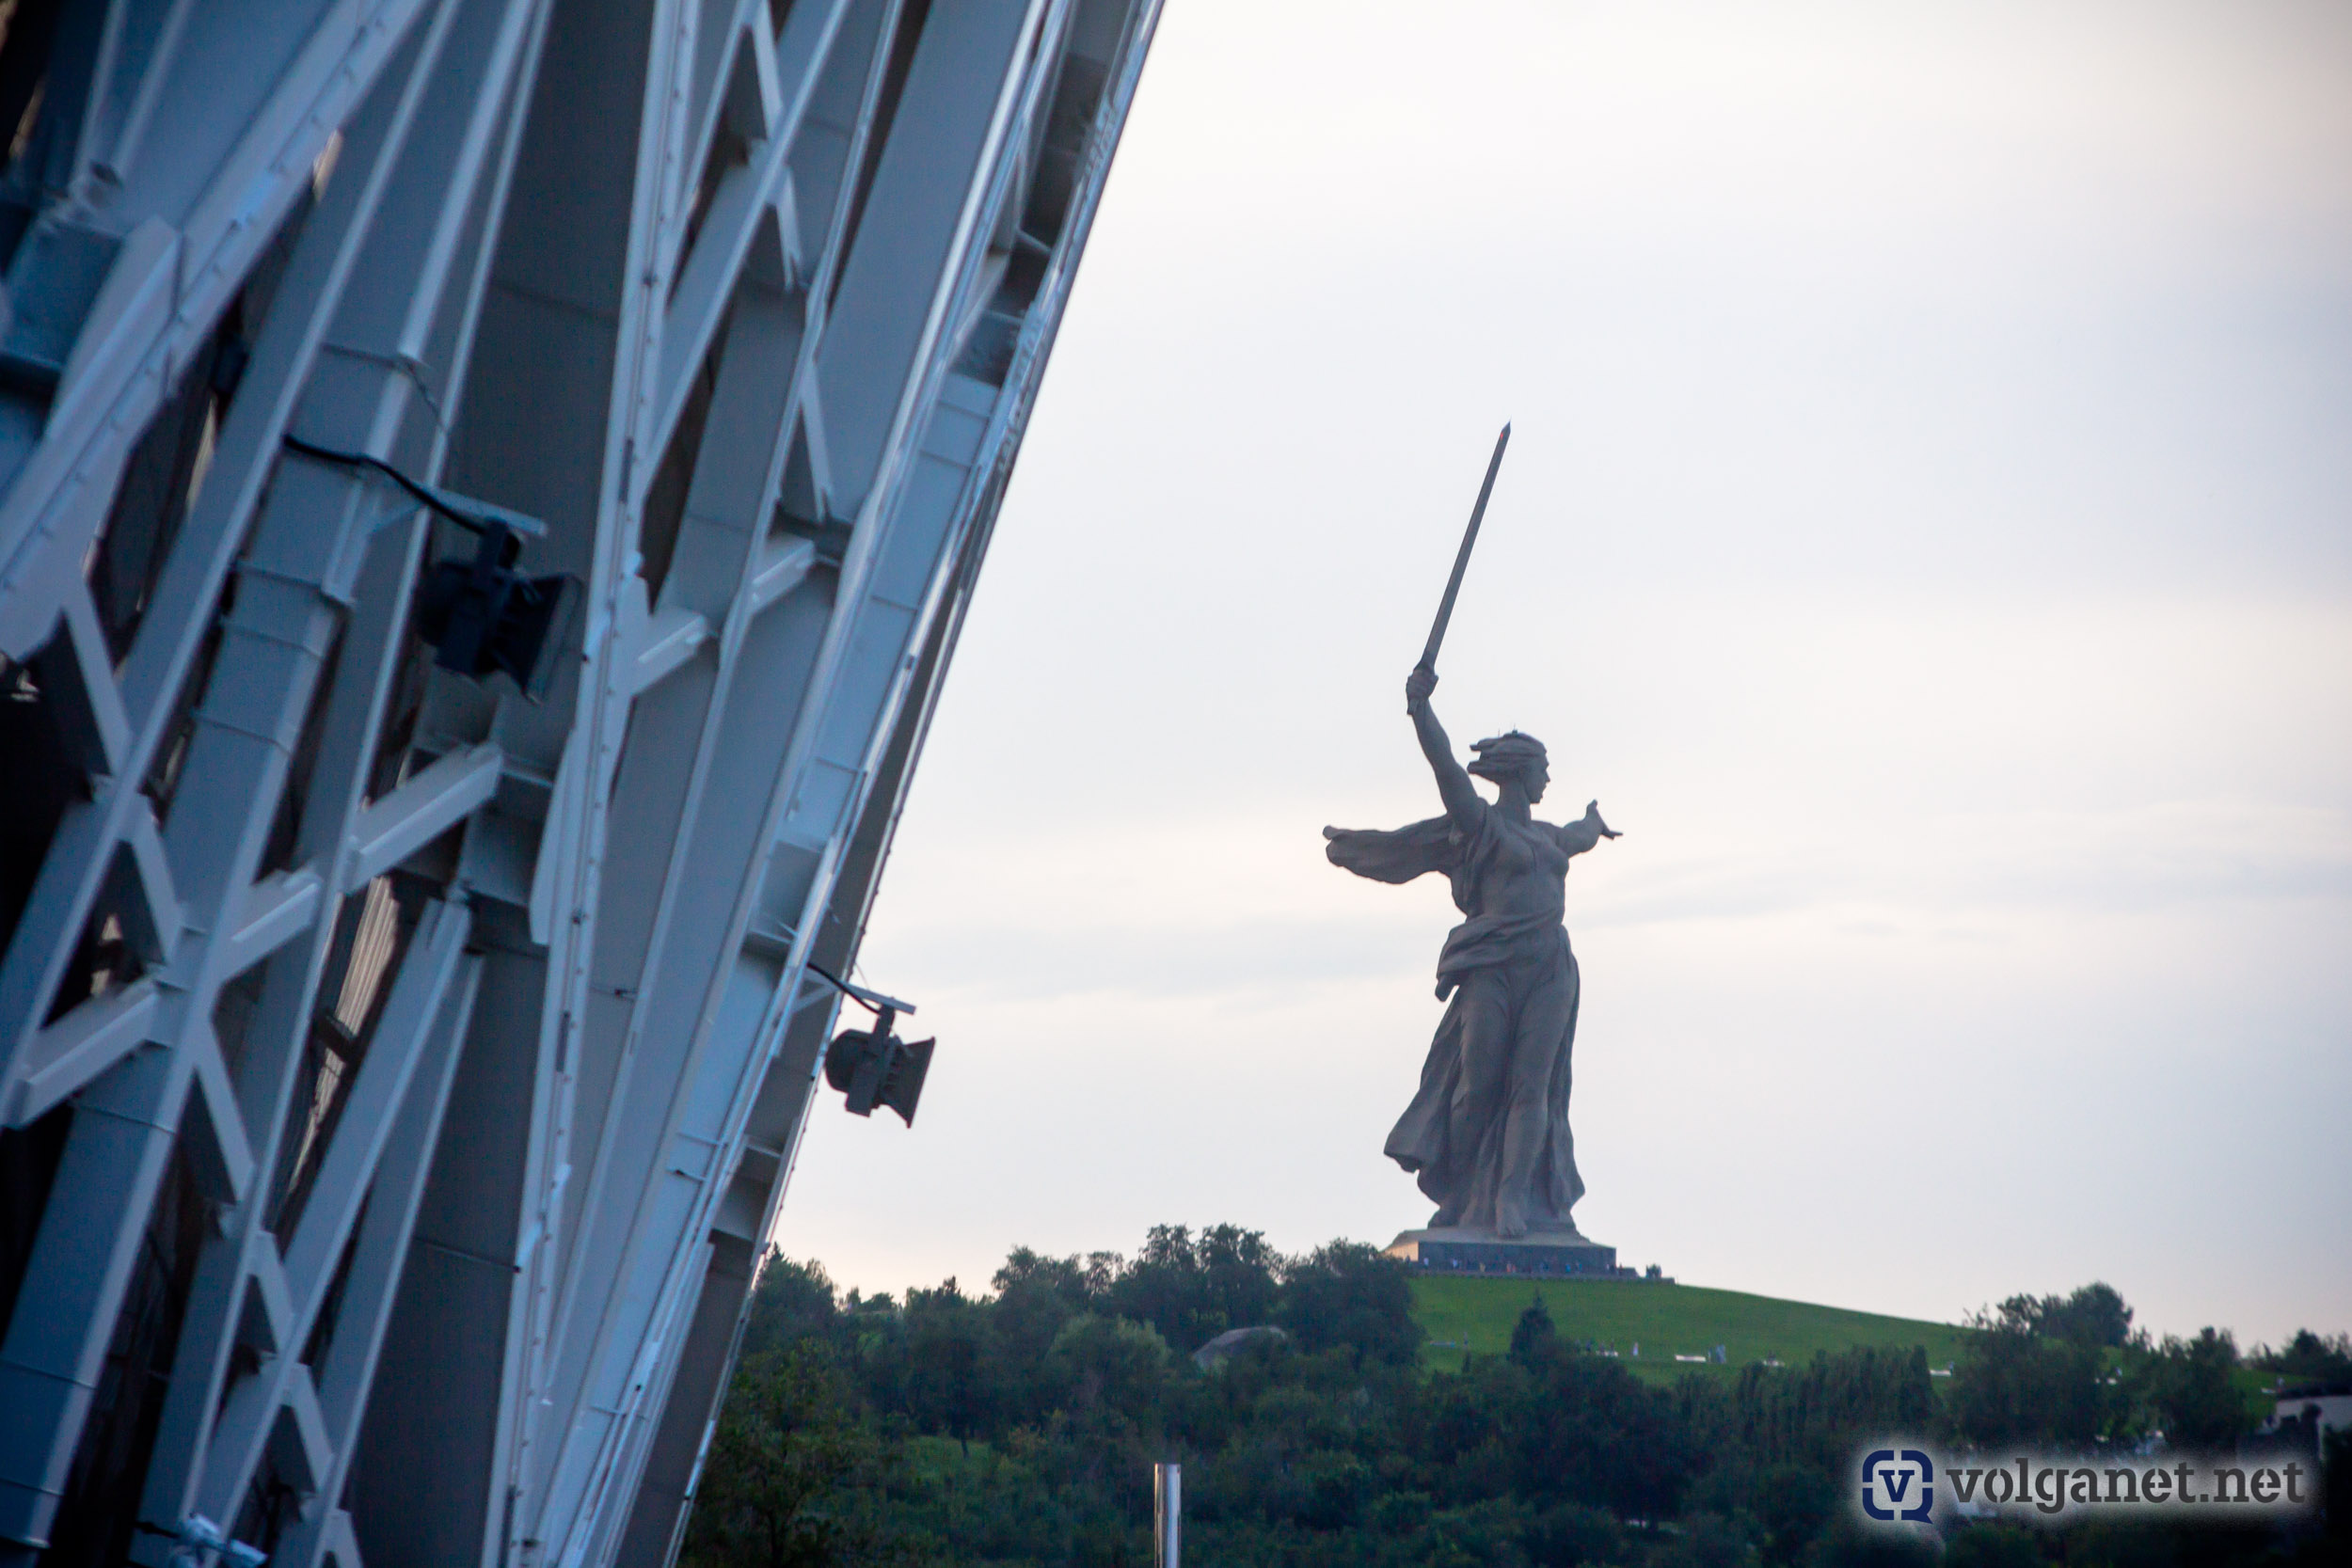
[0,0,1160,1563]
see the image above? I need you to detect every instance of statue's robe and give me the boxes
[1326,808,1593,1230]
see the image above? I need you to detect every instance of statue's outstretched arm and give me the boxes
[1557,800,1621,856]
[1406,669,1482,830]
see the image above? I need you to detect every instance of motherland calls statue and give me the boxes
[1324,666,1617,1241]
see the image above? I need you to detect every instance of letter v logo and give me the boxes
[1861,1449,1935,1524]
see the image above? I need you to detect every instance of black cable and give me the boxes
[804,960,874,1013]
[282,433,493,536]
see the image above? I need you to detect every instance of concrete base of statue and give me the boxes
[1384,1226,1666,1281]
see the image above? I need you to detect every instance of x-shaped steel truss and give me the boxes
[0,0,1159,1563]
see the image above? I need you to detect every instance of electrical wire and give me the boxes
[282,433,498,536]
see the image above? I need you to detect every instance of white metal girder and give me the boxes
[0,0,1160,1564]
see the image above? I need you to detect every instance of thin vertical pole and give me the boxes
[1153,1461,1181,1568]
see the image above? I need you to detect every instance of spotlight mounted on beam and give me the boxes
[807,961,934,1127]
[283,435,581,701]
[412,523,580,701]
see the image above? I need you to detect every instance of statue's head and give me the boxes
[1469,731,1549,802]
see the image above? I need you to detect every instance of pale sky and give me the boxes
[776,0,2352,1347]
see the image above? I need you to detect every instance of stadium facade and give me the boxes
[0,0,1158,1562]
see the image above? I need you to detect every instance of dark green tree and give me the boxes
[1106,1223,1282,1352]
[1682,1346,1935,1472]
[898,1277,996,1447]
[1498,1338,1698,1517]
[1279,1241,1422,1368]
[2251,1329,2352,1387]
[681,1340,894,1568]
[737,1251,841,1359]
[1686,1462,1836,1567]
[1508,1294,1558,1367]
[2031,1283,2135,1349]
[1804,1513,1940,1567]
[2137,1327,2253,1449]
[1947,1296,2116,1447]
[1523,1500,1626,1567]
[1042,1311,1174,1426]
[1941,1523,2046,1568]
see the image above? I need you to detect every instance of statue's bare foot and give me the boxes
[1495,1200,1529,1239]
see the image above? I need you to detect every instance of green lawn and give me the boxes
[1410,1275,1971,1384]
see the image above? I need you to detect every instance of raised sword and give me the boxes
[1416,422,1511,674]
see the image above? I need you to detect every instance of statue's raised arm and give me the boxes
[1406,668,1483,830]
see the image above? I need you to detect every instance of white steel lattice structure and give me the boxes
[0,0,1158,1562]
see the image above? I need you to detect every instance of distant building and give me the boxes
[2264,1386,2352,1439]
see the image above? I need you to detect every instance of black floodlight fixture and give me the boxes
[282,435,582,701]
[809,962,934,1127]
[413,525,581,701]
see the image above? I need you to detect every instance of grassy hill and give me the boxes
[1410,1275,1971,1383]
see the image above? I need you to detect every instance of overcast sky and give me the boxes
[777,0,2352,1347]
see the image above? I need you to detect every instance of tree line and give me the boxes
[679,1225,2349,1568]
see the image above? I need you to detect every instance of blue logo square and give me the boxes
[1862,1449,1934,1523]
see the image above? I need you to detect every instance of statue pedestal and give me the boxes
[1385,1227,1653,1279]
